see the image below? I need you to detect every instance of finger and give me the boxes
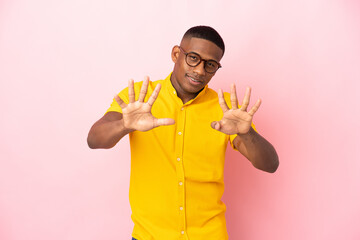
[114,95,127,109]
[230,83,239,109]
[218,89,229,113]
[153,118,175,128]
[248,98,262,116]
[138,76,149,102]
[240,87,251,111]
[128,79,135,103]
[211,121,221,131]
[147,83,161,106]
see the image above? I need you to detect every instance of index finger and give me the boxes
[147,83,161,106]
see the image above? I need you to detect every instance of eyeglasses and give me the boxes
[179,46,222,74]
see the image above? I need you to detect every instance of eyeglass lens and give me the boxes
[185,52,219,73]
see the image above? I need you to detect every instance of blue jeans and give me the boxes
[132,238,137,240]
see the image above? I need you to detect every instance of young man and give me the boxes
[88,26,279,240]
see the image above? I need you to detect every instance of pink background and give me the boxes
[1,0,360,239]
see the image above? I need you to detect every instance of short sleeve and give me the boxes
[229,123,257,150]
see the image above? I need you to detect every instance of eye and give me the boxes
[188,53,199,62]
[207,61,217,69]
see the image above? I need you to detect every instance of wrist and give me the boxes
[236,127,255,138]
[117,118,134,134]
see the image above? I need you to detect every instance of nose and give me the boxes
[192,60,206,76]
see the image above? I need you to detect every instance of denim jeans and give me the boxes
[132,238,137,240]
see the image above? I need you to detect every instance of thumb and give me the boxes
[154,118,175,128]
[211,121,221,131]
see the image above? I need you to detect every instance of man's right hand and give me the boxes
[87,76,175,149]
[115,76,175,132]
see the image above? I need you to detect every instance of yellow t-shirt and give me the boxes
[106,73,250,240]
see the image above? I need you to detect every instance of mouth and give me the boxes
[186,74,203,86]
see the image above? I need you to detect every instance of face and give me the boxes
[171,37,223,102]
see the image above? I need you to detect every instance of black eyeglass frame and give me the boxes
[178,46,222,74]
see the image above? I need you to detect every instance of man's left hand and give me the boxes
[211,84,261,135]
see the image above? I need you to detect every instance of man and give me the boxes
[87,26,279,240]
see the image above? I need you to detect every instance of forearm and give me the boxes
[87,118,132,149]
[235,128,279,173]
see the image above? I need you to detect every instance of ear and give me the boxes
[171,45,180,63]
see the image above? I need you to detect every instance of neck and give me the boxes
[170,76,202,104]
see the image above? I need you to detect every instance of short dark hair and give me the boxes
[183,26,225,55]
